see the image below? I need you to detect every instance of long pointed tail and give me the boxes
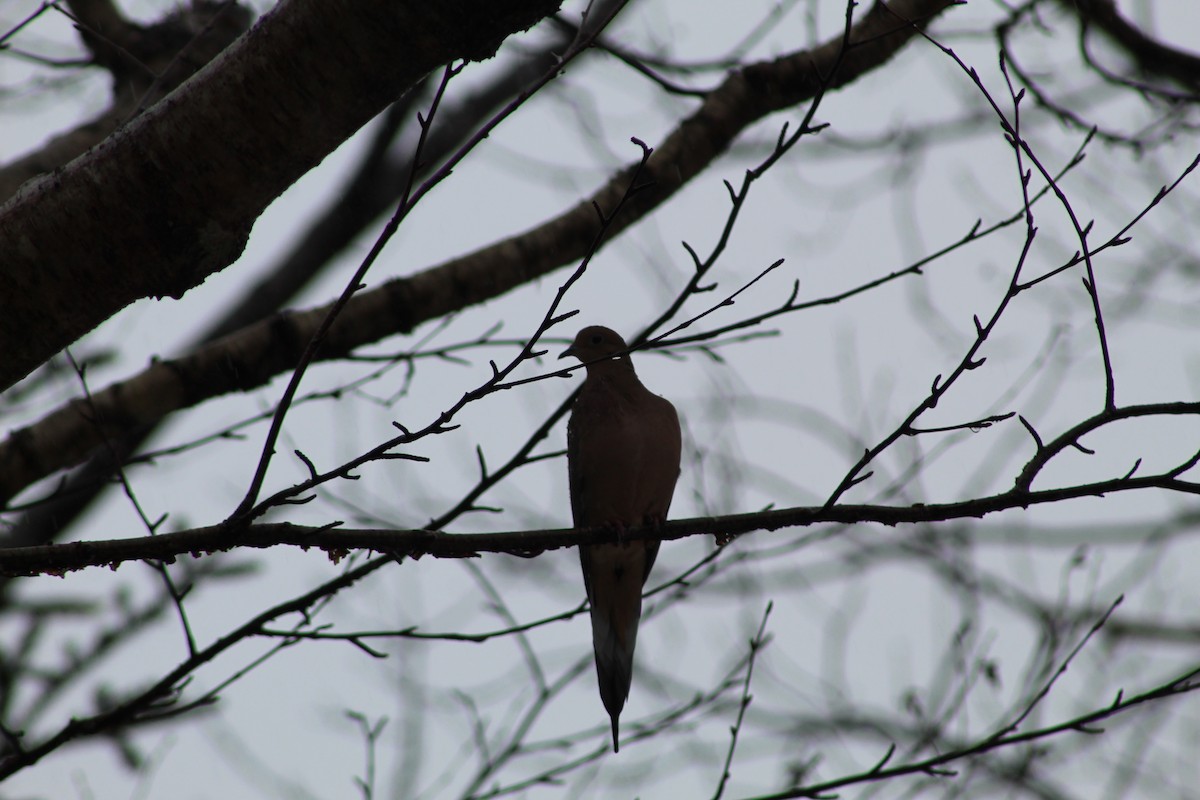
[581,543,648,752]
[590,601,636,752]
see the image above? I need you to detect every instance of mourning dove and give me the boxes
[560,325,681,752]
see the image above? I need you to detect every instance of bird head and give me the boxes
[559,326,631,368]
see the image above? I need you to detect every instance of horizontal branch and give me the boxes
[5,471,1198,577]
[1015,401,1200,490]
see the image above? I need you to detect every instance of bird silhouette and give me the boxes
[561,325,681,752]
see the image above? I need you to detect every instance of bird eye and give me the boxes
[590,334,603,345]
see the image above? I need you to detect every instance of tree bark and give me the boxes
[0,0,561,391]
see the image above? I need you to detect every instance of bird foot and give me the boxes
[643,513,667,531]
[603,520,629,545]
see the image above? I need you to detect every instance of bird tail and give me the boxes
[588,595,639,753]
[580,542,653,752]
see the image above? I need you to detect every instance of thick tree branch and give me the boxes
[0,0,562,391]
[0,2,254,202]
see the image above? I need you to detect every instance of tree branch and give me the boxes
[5,455,1200,577]
[0,0,960,505]
[0,0,562,391]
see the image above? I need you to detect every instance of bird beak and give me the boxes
[559,344,576,360]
